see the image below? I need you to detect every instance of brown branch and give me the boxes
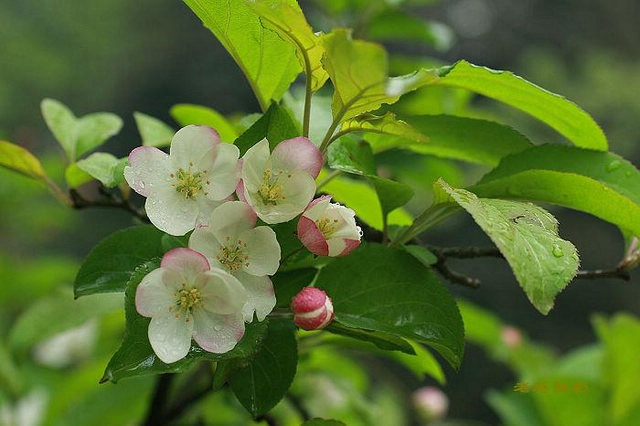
[70,187,149,223]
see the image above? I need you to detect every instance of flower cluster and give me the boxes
[124,125,361,363]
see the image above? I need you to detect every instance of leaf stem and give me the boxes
[315,169,342,190]
[391,203,459,246]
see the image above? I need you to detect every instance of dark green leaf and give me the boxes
[74,226,167,298]
[327,136,376,176]
[230,319,298,417]
[183,0,301,111]
[326,322,415,354]
[471,145,640,235]
[133,112,175,148]
[102,261,269,383]
[315,243,465,368]
[370,176,414,218]
[272,268,318,308]
[438,180,579,314]
[170,104,238,142]
[433,60,608,150]
[234,103,301,156]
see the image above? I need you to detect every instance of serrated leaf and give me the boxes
[102,261,269,383]
[170,104,238,142]
[248,0,328,92]
[184,0,301,111]
[433,60,608,150]
[437,180,579,314]
[322,29,438,124]
[327,135,376,176]
[471,145,640,235]
[340,112,429,152]
[315,243,465,368]
[234,103,300,155]
[76,153,128,188]
[367,114,533,166]
[74,226,167,298]
[133,112,175,147]
[230,319,297,417]
[0,140,47,181]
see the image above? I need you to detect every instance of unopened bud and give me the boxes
[501,326,523,348]
[291,287,334,330]
[412,386,448,421]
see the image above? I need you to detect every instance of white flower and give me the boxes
[297,195,361,257]
[0,389,47,426]
[135,248,248,364]
[33,320,97,368]
[238,137,322,224]
[124,125,240,236]
[189,201,280,322]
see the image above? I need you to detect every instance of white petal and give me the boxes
[161,248,211,287]
[209,201,257,241]
[148,312,193,364]
[252,171,316,224]
[189,225,223,267]
[242,227,281,276]
[241,139,270,192]
[199,269,248,314]
[124,147,172,196]
[271,137,322,178]
[326,238,348,257]
[192,310,245,354]
[135,268,173,317]
[145,187,200,236]
[235,272,276,322]
[303,195,332,221]
[204,143,240,200]
[170,125,220,170]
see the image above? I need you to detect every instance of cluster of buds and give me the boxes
[124,125,357,363]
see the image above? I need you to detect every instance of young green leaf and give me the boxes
[75,153,128,188]
[433,60,608,150]
[102,261,268,383]
[367,114,533,166]
[248,0,328,92]
[64,163,94,189]
[133,112,175,148]
[229,319,297,417]
[437,180,579,314]
[234,103,300,155]
[170,104,239,142]
[327,136,376,176]
[366,10,453,51]
[74,226,167,298]
[471,145,640,236]
[0,140,48,181]
[339,112,429,152]
[183,0,301,111]
[315,243,465,369]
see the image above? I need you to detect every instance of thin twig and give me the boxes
[575,267,631,281]
[70,187,149,222]
[286,392,311,422]
[142,373,174,426]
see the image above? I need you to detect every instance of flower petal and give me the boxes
[124,146,172,196]
[199,269,247,315]
[252,171,316,224]
[327,237,361,257]
[145,187,200,236]
[242,227,281,276]
[210,201,257,241]
[135,268,173,317]
[148,311,193,363]
[235,272,276,322]
[192,310,245,354]
[241,139,270,192]
[161,248,211,284]
[170,125,220,170]
[302,195,332,221]
[297,216,329,256]
[204,143,241,200]
[271,137,322,178]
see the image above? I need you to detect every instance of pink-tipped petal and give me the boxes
[337,238,361,257]
[236,179,247,202]
[272,137,323,178]
[161,248,211,282]
[302,195,332,221]
[170,125,220,169]
[297,216,329,256]
[192,311,245,353]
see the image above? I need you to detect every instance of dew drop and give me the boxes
[551,244,564,258]
[606,160,621,172]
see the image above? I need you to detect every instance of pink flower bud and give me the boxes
[291,287,335,330]
[501,326,523,348]
[412,386,449,421]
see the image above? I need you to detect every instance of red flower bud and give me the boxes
[291,287,334,330]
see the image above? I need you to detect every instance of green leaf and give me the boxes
[403,245,437,267]
[272,268,318,308]
[486,390,547,426]
[471,145,640,235]
[437,180,579,314]
[322,29,439,124]
[234,103,301,156]
[367,114,533,166]
[433,60,608,150]
[102,262,269,383]
[370,175,414,219]
[366,10,453,51]
[75,153,128,188]
[41,98,123,162]
[0,140,48,181]
[302,419,347,426]
[340,112,429,153]
[315,243,465,368]
[133,112,175,147]
[327,136,376,176]
[170,104,238,142]
[64,163,94,188]
[229,319,297,417]
[326,322,416,354]
[74,226,167,298]
[594,314,640,425]
[248,0,328,92]
[9,287,122,352]
[183,0,301,111]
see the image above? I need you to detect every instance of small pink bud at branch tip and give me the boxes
[501,325,523,348]
[291,287,335,330]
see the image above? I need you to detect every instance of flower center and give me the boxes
[216,237,249,273]
[317,217,339,239]
[258,169,286,205]
[173,285,202,318]
[172,163,205,200]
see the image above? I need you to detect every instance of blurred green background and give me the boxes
[1,0,639,424]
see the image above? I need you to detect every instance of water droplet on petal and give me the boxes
[606,160,621,172]
[552,244,564,258]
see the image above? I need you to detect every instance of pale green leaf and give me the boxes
[76,153,128,188]
[366,10,453,51]
[433,60,608,150]
[184,0,301,111]
[438,180,579,314]
[170,104,238,142]
[64,163,94,189]
[0,140,47,181]
[339,112,429,153]
[133,112,175,147]
[41,98,77,160]
[248,0,328,92]
[327,135,376,176]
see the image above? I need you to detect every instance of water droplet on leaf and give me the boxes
[606,160,621,172]
[551,244,564,258]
